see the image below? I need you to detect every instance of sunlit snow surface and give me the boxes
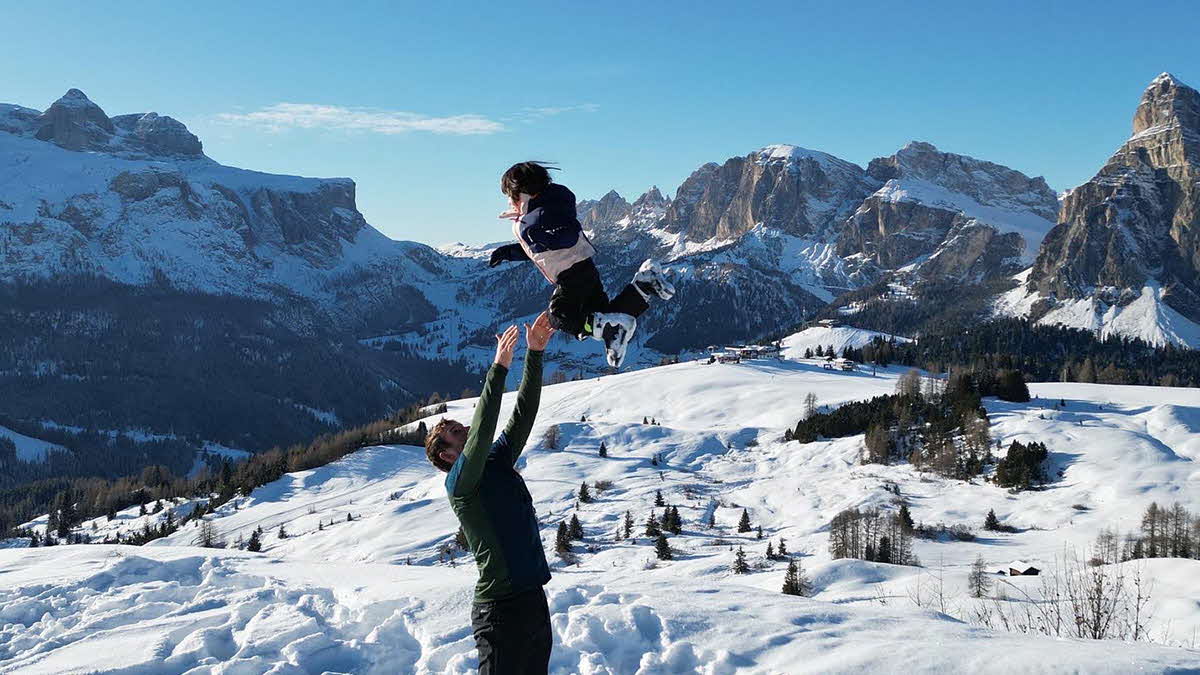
[3,348,1199,673]
[995,271,1200,348]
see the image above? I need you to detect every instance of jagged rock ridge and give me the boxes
[1011,73,1200,345]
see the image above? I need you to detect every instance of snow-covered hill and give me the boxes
[779,325,911,358]
[5,346,1199,673]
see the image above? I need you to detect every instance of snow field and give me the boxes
[4,351,1199,672]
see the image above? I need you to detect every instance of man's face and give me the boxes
[437,419,469,465]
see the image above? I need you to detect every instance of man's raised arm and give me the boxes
[505,312,554,464]
[452,325,519,496]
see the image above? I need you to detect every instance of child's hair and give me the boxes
[501,161,558,200]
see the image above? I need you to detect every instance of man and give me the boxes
[425,310,555,674]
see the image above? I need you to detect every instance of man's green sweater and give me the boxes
[444,350,551,602]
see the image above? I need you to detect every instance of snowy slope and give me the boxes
[5,341,1199,672]
[779,325,912,358]
[0,425,68,462]
[996,271,1200,348]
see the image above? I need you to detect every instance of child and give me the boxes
[488,161,674,368]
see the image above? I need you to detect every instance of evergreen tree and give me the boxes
[555,521,572,559]
[138,502,147,516]
[733,546,749,574]
[968,554,992,598]
[655,533,672,560]
[598,442,608,458]
[899,503,914,532]
[781,558,811,596]
[766,541,775,560]
[738,509,752,533]
[707,511,716,529]
[996,369,1031,402]
[643,417,649,425]
[569,513,584,540]
[984,509,1000,531]
[623,511,634,539]
[645,512,661,537]
[876,536,892,564]
[778,538,788,557]
[278,524,288,539]
[756,524,763,539]
[578,482,592,504]
[654,490,665,507]
[670,506,682,534]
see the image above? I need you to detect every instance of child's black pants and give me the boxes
[548,259,649,338]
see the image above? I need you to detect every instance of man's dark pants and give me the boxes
[471,586,552,674]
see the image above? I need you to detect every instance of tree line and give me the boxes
[1,397,448,541]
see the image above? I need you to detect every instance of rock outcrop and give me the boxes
[112,112,203,156]
[660,146,875,241]
[34,89,115,151]
[1027,73,1200,324]
[839,142,1058,282]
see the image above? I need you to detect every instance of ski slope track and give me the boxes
[3,348,1199,673]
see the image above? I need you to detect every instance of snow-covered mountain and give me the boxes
[0,90,485,472]
[5,75,1200,488]
[998,73,1200,346]
[5,341,1198,672]
[839,141,1059,283]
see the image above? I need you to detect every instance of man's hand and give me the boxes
[494,325,519,368]
[525,311,555,352]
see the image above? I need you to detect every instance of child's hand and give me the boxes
[498,194,531,222]
[499,195,521,222]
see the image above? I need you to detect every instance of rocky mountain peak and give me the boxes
[1025,72,1200,335]
[35,88,115,151]
[658,146,873,241]
[1127,73,1200,168]
[580,189,632,230]
[20,90,205,158]
[633,186,667,210]
[1133,73,1199,135]
[867,141,1057,221]
[111,112,204,156]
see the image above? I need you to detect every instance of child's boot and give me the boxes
[633,259,675,300]
[589,312,637,368]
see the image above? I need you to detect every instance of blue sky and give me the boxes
[5,1,1198,245]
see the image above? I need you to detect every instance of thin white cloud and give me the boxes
[514,103,600,121]
[217,103,504,136]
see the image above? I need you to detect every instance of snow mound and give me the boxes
[780,325,911,359]
[1,545,1196,675]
